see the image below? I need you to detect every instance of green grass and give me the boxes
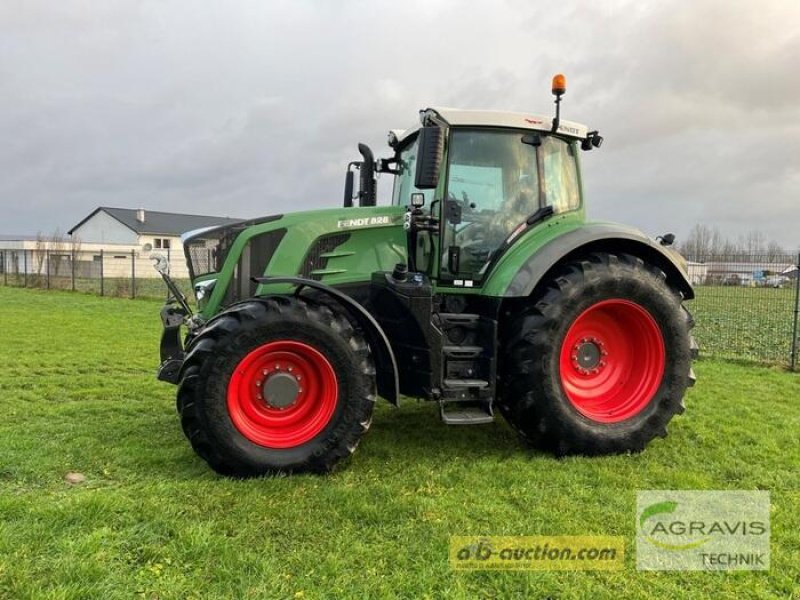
[5,277,800,366]
[0,287,798,599]
[1,275,189,300]
[691,285,798,365]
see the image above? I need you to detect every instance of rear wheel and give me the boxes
[500,252,694,455]
[177,297,376,476]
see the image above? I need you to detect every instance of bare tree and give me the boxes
[766,240,787,262]
[744,230,766,257]
[34,232,47,275]
[48,229,67,276]
[680,224,715,261]
[710,227,724,260]
[69,234,82,255]
[680,224,786,262]
[30,229,74,278]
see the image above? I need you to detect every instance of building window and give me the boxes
[154,238,172,250]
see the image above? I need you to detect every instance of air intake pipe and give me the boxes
[357,143,376,207]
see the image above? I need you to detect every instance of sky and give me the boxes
[1,0,798,250]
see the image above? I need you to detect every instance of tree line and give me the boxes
[677,224,792,263]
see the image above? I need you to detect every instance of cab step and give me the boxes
[443,378,489,389]
[439,402,494,425]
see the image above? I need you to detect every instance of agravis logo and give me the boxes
[636,491,770,571]
[640,500,767,551]
[640,500,707,550]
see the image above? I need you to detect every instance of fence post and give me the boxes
[100,249,104,296]
[791,251,800,371]
[71,248,76,291]
[23,249,28,287]
[2,250,6,286]
[46,250,50,290]
[131,249,136,299]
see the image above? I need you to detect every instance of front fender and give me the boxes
[493,223,694,300]
[253,276,400,405]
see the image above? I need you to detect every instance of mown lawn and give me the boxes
[1,275,188,300]
[0,286,798,599]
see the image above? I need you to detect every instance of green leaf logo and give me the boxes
[640,500,709,551]
[639,501,678,529]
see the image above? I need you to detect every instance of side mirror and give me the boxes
[521,133,542,147]
[414,126,444,189]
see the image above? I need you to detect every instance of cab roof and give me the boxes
[390,107,590,147]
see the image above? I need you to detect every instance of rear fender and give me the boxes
[502,224,694,299]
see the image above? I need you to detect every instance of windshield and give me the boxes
[442,130,580,281]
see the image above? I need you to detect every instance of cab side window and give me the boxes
[541,138,580,213]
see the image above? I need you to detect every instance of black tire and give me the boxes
[499,252,695,456]
[176,296,376,476]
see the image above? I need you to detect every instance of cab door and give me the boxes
[439,129,541,285]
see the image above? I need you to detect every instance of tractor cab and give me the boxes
[386,108,595,285]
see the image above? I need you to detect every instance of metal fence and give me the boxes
[687,253,799,370]
[0,247,188,300]
[1,247,798,369]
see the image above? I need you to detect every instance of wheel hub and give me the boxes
[228,340,338,448]
[262,371,301,409]
[559,299,666,423]
[570,337,607,375]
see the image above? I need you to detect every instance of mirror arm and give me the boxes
[378,157,401,175]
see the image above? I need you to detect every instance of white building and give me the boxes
[66,207,242,278]
[0,207,242,279]
[686,261,708,285]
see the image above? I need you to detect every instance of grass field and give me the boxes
[1,274,186,300]
[0,287,798,599]
[3,277,799,367]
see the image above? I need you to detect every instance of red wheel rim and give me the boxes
[227,340,338,448]
[559,299,665,423]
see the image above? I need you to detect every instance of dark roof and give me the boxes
[68,207,244,237]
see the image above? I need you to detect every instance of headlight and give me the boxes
[194,279,217,308]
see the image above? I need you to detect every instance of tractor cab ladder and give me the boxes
[436,312,497,425]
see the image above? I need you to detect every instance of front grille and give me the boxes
[183,214,283,280]
[185,228,238,280]
[186,238,218,280]
[224,229,287,307]
[299,233,350,280]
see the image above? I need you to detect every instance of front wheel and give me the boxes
[499,252,695,455]
[176,297,376,476]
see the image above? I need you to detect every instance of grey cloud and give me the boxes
[0,0,797,250]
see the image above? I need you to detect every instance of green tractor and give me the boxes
[155,75,697,476]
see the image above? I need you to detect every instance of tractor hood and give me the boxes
[182,205,408,318]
